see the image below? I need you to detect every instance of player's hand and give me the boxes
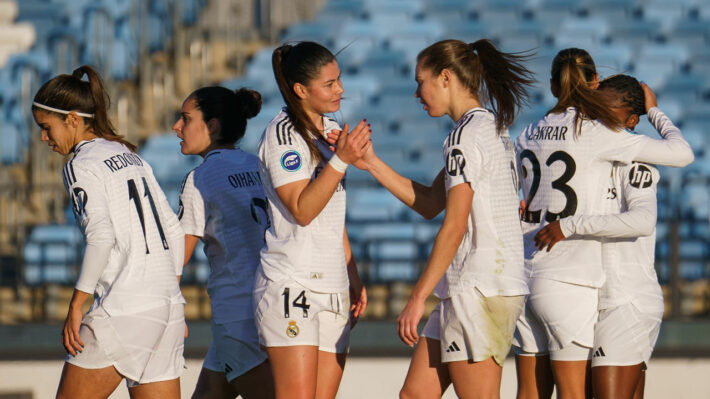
[397,296,425,347]
[349,282,368,329]
[334,120,371,166]
[641,82,658,112]
[327,127,376,171]
[533,220,566,252]
[519,200,526,220]
[185,323,189,338]
[62,304,85,356]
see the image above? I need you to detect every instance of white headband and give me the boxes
[32,102,94,118]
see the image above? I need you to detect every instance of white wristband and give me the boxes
[328,154,348,173]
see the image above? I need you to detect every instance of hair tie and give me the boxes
[33,102,94,118]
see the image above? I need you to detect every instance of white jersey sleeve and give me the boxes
[443,119,486,193]
[65,162,115,293]
[596,107,693,167]
[262,115,313,188]
[559,163,659,238]
[178,170,205,237]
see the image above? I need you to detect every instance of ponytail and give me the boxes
[190,86,262,146]
[548,48,623,136]
[417,39,534,134]
[273,42,336,163]
[33,65,136,152]
[469,39,535,132]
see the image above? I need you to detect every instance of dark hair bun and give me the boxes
[234,88,262,119]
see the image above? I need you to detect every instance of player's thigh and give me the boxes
[550,359,591,399]
[128,377,180,399]
[56,363,123,399]
[400,337,450,399]
[266,345,319,399]
[447,357,502,399]
[515,354,554,399]
[192,367,237,399]
[230,360,275,399]
[592,365,644,399]
[315,350,347,399]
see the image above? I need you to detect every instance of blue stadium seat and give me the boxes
[554,17,610,49]
[0,122,23,164]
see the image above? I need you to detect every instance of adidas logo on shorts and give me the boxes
[225,363,233,374]
[593,347,606,358]
[446,341,461,353]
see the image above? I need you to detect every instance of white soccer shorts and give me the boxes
[513,278,597,361]
[420,302,441,340]
[439,288,524,366]
[202,318,269,382]
[591,302,662,368]
[66,303,185,387]
[254,275,350,353]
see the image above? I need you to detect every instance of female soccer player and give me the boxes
[255,41,370,399]
[33,65,186,398]
[535,75,667,399]
[513,49,693,399]
[331,38,535,398]
[174,86,274,399]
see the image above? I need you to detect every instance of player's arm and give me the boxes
[534,166,659,252]
[344,228,367,322]
[177,171,203,267]
[325,130,446,219]
[63,163,114,355]
[398,182,472,346]
[275,121,371,226]
[629,84,694,167]
[366,157,447,220]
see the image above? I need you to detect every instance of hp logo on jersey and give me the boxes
[628,164,653,188]
[446,148,466,176]
[281,150,302,172]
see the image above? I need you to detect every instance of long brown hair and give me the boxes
[548,48,623,136]
[33,65,136,152]
[417,39,535,133]
[272,42,336,163]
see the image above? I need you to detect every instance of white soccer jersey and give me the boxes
[438,108,527,298]
[514,107,692,287]
[64,139,185,316]
[257,109,348,293]
[559,160,663,314]
[179,149,269,322]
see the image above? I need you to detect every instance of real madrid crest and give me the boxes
[286,320,299,338]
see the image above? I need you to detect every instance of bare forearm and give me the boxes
[368,157,445,219]
[294,165,344,225]
[411,220,467,301]
[69,289,91,311]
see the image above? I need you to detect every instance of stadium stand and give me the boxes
[1,0,708,322]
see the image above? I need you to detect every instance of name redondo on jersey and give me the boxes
[527,125,568,141]
[228,171,262,188]
[103,152,144,172]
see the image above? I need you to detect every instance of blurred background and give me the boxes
[0,0,708,397]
